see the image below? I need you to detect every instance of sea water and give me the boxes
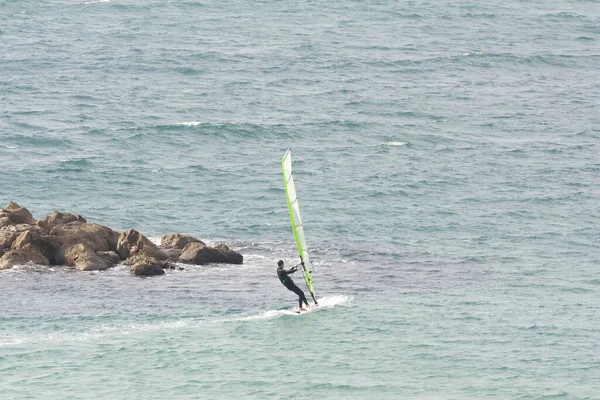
[1,1,599,398]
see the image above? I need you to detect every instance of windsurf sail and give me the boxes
[282,149,317,304]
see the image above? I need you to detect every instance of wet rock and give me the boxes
[126,255,168,277]
[0,247,49,270]
[117,229,167,260]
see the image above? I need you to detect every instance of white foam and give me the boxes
[177,121,202,127]
[0,320,189,347]
[382,141,407,147]
[229,295,353,321]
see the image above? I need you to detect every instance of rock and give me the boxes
[0,229,19,250]
[5,230,60,264]
[1,202,34,225]
[36,235,63,264]
[117,229,167,260]
[214,243,231,252]
[126,255,168,276]
[0,224,40,249]
[0,224,46,250]
[96,251,121,265]
[10,230,37,250]
[179,242,243,265]
[123,254,174,269]
[40,210,87,230]
[160,233,204,249]
[50,222,120,252]
[163,248,183,260]
[47,235,89,265]
[64,244,112,271]
[0,217,11,228]
[130,263,165,277]
[4,202,21,211]
[0,248,49,270]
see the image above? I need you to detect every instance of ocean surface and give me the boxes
[1,0,599,398]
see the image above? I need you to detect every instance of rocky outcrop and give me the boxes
[117,229,167,260]
[0,202,243,274]
[179,241,243,265]
[160,233,204,250]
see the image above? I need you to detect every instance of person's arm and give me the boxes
[280,267,297,275]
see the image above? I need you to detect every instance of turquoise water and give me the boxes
[1,1,599,398]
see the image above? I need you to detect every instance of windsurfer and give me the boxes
[277,260,310,311]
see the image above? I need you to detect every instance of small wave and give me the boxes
[83,0,112,4]
[177,121,203,127]
[377,142,407,147]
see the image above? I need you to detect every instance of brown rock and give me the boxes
[0,224,49,250]
[214,243,231,252]
[50,222,120,253]
[35,235,63,264]
[117,229,166,260]
[2,229,58,263]
[10,230,37,250]
[0,248,49,270]
[4,201,21,211]
[123,254,174,269]
[179,242,243,265]
[0,229,19,250]
[63,243,111,271]
[163,248,183,260]
[0,217,11,228]
[2,202,34,225]
[40,211,87,230]
[125,255,170,276]
[130,262,165,277]
[160,233,204,249]
[47,235,89,265]
[96,251,121,265]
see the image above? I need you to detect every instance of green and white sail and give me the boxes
[282,149,317,304]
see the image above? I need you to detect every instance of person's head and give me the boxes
[277,260,284,268]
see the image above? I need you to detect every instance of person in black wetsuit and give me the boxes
[277,260,310,310]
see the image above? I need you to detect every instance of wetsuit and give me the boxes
[277,265,309,308]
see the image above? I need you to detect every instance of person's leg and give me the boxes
[291,284,309,307]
